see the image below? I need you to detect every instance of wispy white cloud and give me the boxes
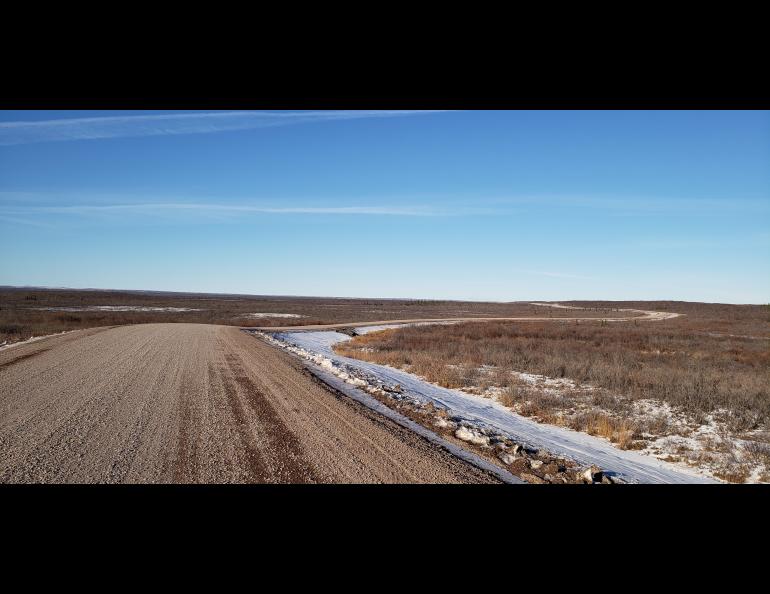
[0,191,502,219]
[0,110,451,146]
[3,190,765,225]
[0,201,447,219]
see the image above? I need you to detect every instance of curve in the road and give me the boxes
[252,302,682,332]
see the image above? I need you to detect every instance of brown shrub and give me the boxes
[336,306,770,427]
[743,441,770,467]
[714,466,751,484]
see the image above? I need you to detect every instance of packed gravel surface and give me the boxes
[254,305,671,332]
[0,324,499,484]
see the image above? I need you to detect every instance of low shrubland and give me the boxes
[335,307,769,426]
[334,305,770,481]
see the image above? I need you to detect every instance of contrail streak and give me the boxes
[0,110,452,146]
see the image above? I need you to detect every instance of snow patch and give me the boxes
[355,321,459,335]
[242,313,305,319]
[0,330,75,351]
[257,329,715,484]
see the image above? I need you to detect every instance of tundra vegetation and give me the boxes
[0,288,632,345]
[334,302,770,483]
[5,289,765,481]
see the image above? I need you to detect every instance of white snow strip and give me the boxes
[0,330,75,351]
[354,321,458,335]
[704,332,770,341]
[242,313,305,318]
[308,366,523,484]
[264,329,716,484]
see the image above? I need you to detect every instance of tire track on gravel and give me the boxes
[0,324,499,483]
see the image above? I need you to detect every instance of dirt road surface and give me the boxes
[0,324,499,484]
[255,308,679,332]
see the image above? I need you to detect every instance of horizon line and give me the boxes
[0,285,762,306]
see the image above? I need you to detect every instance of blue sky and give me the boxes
[0,110,768,303]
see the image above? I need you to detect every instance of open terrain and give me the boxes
[0,324,500,483]
[263,327,715,483]
[332,302,770,482]
[2,288,765,484]
[0,287,639,346]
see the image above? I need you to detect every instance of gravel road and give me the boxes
[0,324,499,483]
[255,305,677,332]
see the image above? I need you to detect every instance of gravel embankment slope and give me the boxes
[0,324,498,483]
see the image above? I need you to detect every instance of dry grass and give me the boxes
[498,385,523,408]
[562,411,636,448]
[336,302,770,428]
[713,465,751,484]
[336,303,770,480]
[743,441,770,467]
